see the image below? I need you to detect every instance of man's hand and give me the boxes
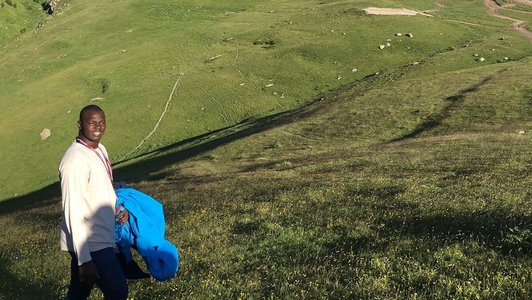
[115,205,129,225]
[79,260,99,287]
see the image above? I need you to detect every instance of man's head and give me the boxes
[77,105,106,148]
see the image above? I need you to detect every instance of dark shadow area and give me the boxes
[0,207,117,299]
[389,70,504,143]
[41,1,56,15]
[382,210,532,256]
[321,192,531,257]
[0,182,60,216]
[0,255,60,299]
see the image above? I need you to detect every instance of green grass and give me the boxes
[0,0,531,299]
[0,0,44,45]
[1,52,531,300]
[1,0,531,200]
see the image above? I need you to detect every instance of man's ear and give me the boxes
[77,120,81,129]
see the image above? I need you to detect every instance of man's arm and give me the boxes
[61,155,101,286]
[60,153,94,258]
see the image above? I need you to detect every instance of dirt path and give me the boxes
[483,0,532,42]
[510,0,532,6]
[363,7,432,17]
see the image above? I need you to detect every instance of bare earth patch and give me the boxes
[363,7,432,17]
[512,0,532,5]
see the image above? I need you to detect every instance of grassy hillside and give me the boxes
[0,0,44,45]
[0,53,530,299]
[1,0,530,201]
[0,0,531,299]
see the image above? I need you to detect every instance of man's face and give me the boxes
[78,109,106,145]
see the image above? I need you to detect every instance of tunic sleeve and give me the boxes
[60,152,92,265]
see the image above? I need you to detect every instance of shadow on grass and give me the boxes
[0,256,60,299]
[383,210,532,255]
[0,94,328,215]
[389,69,506,142]
[325,209,532,257]
[111,99,327,183]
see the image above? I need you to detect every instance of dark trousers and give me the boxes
[66,248,128,300]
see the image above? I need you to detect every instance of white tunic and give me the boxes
[59,141,116,265]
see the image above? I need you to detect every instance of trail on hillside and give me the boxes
[124,73,184,159]
[484,0,532,41]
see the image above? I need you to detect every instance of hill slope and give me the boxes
[1,0,531,200]
[0,0,531,297]
[0,51,530,299]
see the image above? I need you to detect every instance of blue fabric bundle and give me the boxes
[115,187,179,281]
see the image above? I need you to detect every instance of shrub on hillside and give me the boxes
[6,0,16,8]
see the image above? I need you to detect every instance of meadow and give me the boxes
[0,0,531,299]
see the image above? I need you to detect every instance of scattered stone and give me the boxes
[386,42,391,47]
[337,75,341,80]
[207,54,223,61]
[40,128,51,140]
[504,57,509,60]
[473,53,479,57]
[352,68,358,72]
[396,33,402,36]
[519,130,525,134]
[479,57,485,62]
[386,38,392,42]
[265,83,274,88]
[379,44,385,49]
[239,83,245,86]
[405,33,413,37]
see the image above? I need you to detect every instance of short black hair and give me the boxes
[79,105,104,121]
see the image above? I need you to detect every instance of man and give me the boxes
[59,105,128,300]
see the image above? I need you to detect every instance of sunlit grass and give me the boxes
[0,0,531,299]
